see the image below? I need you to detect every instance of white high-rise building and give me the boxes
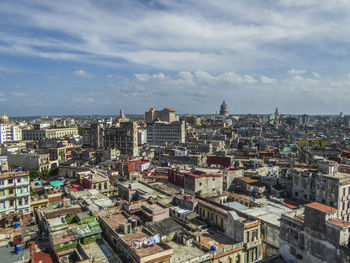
[0,124,22,144]
[147,121,185,146]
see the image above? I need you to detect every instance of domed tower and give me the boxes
[0,113,9,124]
[219,100,229,117]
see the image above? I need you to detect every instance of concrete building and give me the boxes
[22,127,78,141]
[145,107,176,123]
[168,168,223,196]
[292,162,350,222]
[0,124,22,144]
[138,129,147,145]
[7,152,51,171]
[0,171,30,215]
[103,121,138,156]
[99,213,174,263]
[298,114,309,126]
[81,123,104,148]
[77,171,110,195]
[195,198,263,262]
[147,121,185,146]
[280,202,350,263]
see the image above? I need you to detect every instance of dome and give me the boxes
[219,100,229,117]
[0,113,9,124]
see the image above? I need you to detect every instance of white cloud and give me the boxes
[0,92,6,102]
[11,92,27,96]
[287,69,307,75]
[293,75,304,81]
[134,73,166,82]
[260,75,278,84]
[312,72,320,78]
[195,71,257,85]
[178,71,193,80]
[73,70,94,79]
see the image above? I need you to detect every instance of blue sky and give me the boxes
[1,0,350,116]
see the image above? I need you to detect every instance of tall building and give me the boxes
[292,161,350,222]
[145,107,176,123]
[0,124,22,144]
[280,202,350,262]
[274,107,280,125]
[102,121,138,156]
[298,114,309,126]
[147,121,185,146]
[0,113,22,144]
[0,171,31,215]
[219,101,229,117]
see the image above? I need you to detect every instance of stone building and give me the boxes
[22,127,78,141]
[102,121,138,156]
[145,107,176,123]
[219,101,229,117]
[7,152,51,171]
[292,162,350,222]
[280,202,350,262]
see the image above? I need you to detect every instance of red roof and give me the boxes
[327,219,350,229]
[306,202,337,213]
[163,107,175,112]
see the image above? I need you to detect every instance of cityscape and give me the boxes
[1,1,350,263]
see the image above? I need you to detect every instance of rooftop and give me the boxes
[327,219,350,229]
[305,202,337,213]
[168,240,208,262]
[51,229,76,245]
[121,230,172,259]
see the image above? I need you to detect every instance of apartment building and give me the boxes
[102,122,138,156]
[292,161,350,221]
[22,127,78,141]
[147,121,185,146]
[7,152,51,171]
[0,124,22,144]
[280,202,350,262]
[0,171,30,215]
[145,107,176,123]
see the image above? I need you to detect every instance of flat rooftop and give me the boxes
[120,231,171,259]
[243,199,292,227]
[199,230,238,250]
[168,241,208,262]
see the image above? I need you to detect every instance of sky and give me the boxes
[1,0,350,116]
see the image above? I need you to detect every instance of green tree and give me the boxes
[49,166,59,177]
[40,170,49,178]
[29,169,39,178]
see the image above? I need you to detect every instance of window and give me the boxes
[8,179,13,184]
[9,189,14,195]
[295,191,298,197]
[290,246,296,255]
[18,199,22,206]
[9,200,14,207]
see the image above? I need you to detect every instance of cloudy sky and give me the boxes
[1,0,350,116]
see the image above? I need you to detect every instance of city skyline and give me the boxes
[1,1,350,116]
